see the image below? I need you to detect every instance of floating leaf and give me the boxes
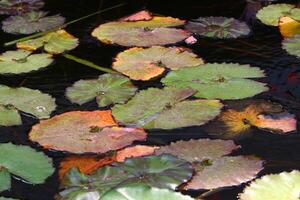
[2,11,65,34]
[120,10,152,22]
[29,110,147,153]
[0,0,44,15]
[0,143,54,190]
[256,4,300,26]
[112,46,204,81]
[256,113,297,133]
[66,74,137,107]
[0,168,10,192]
[0,104,22,126]
[116,145,157,162]
[279,16,300,38]
[0,50,53,75]
[185,17,250,39]
[0,197,19,200]
[161,63,268,100]
[92,16,189,47]
[239,170,300,200]
[282,34,300,58]
[112,87,223,129]
[17,30,79,54]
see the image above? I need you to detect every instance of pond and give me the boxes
[0,0,300,199]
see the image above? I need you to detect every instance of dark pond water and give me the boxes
[1,0,300,199]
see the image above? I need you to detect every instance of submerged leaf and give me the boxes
[112,46,204,81]
[279,16,300,38]
[17,30,79,54]
[0,50,53,75]
[186,17,250,39]
[0,0,44,15]
[161,63,267,100]
[120,10,152,22]
[2,11,65,34]
[66,74,137,107]
[282,34,300,58]
[0,104,22,126]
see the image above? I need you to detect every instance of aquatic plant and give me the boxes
[0,0,44,15]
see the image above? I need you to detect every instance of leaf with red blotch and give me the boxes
[120,10,152,22]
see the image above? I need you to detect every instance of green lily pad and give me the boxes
[256,4,300,26]
[185,17,250,39]
[0,198,19,200]
[0,168,10,192]
[2,11,65,34]
[17,30,79,54]
[0,50,53,75]
[161,63,268,100]
[66,74,137,107]
[0,0,44,15]
[0,85,56,120]
[239,170,300,200]
[0,104,22,126]
[282,34,300,58]
[0,143,54,191]
[101,185,195,200]
[112,46,204,81]
[112,87,223,129]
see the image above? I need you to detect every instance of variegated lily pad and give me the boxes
[112,87,223,129]
[185,17,250,39]
[112,46,204,81]
[161,63,268,100]
[66,74,137,107]
[0,0,44,15]
[17,29,79,54]
[29,110,147,153]
[0,50,53,75]
[282,34,300,58]
[92,16,189,47]
[2,11,65,34]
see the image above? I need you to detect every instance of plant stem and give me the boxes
[63,53,118,74]
[196,188,221,199]
[4,3,126,47]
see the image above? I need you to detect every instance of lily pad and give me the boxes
[112,87,223,129]
[66,74,137,107]
[2,11,65,34]
[92,16,189,47]
[161,63,268,100]
[120,10,152,22]
[185,17,250,39]
[0,198,19,200]
[0,0,44,15]
[0,85,56,120]
[239,170,300,200]
[0,104,22,126]
[0,50,53,75]
[256,4,300,26]
[17,30,79,54]
[112,46,204,81]
[282,34,300,58]
[0,168,10,192]
[0,143,54,192]
[279,16,300,38]
[29,110,147,153]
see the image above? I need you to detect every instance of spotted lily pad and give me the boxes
[29,110,147,153]
[282,34,300,58]
[112,87,223,129]
[92,16,189,47]
[17,30,79,54]
[66,74,137,107]
[239,170,300,200]
[112,46,204,81]
[185,17,250,39]
[256,4,300,26]
[0,0,44,15]
[161,63,268,100]
[2,11,65,34]
[0,143,54,192]
[0,50,53,75]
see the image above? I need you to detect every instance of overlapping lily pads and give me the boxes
[161,63,268,100]
[112,46,204,81]
[92,16,190,47]
[17,30,79,54]
[282,34,300,58]
[66,74,137,107]
[0,0,44,15]
[0,143,54,192]
[29,110,147,153]
[112,87,223,129]
[2,11,65,34]
[0,50,53,75]
[185,17,250,39]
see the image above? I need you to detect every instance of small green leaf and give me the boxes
[0,105,22,126]
[0,197,19,200]
[282,34,300,58]
[0,168,11,192]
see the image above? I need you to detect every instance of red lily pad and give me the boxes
[120,10,152,22]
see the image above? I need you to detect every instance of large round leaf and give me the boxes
[161,63,268,100]
[282,34,300,58]
[0,143,54,184]
[2,11,65,34]
[239,170,300,200]
[112,46,204,81]
[185,17,250,39]
[0,50,53,75]
[0,0,44,15]
[0,104,22,126]
[112,87,223,129]
[66,74,137,107]
[29,110,147,153]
